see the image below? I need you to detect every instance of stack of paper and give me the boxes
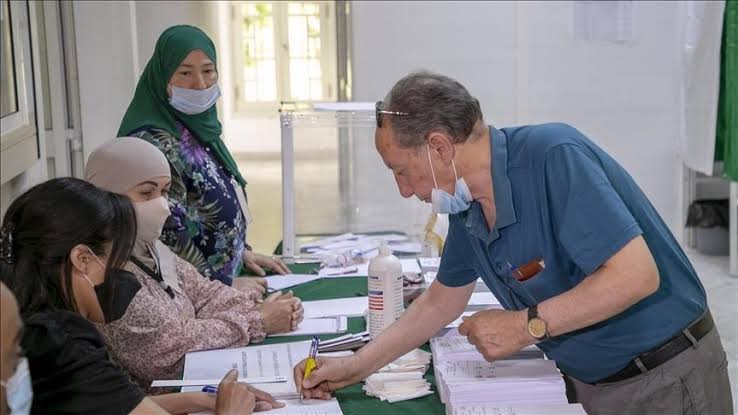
[363,349,434,403]
[419,257,441,270]
[435,359,568,408]
[447,403,586,415]
[431,329,544,362]
[318,331,371,352]
[182,341,310,399]
[318,258,421,277]
[303,297,368,319]
[300,233,420,261]
[271,316,348,337]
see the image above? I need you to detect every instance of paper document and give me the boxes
[188,398,344,415]
[265,274,321,291]
[389,241,423,254]
[446,311,476,328]
[448,403,586,415]
[439,359,560,381]
[151,376,286,387]
[468,292,502,307]
[303,297,368,319]
[400,258,421,274]
[419,257,441,269]
[271,317,348,337]
[183,341,310,398]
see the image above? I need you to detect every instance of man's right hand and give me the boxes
[292,356,365,400]
[258,291,303,334]
[215,369,255,415]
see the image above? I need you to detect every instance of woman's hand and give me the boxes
[215,369,255,415]
[258,291,303,333]
[243,250,290,276]
[232,277,268,295]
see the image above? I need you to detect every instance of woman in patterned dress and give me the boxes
[117,25,289,288]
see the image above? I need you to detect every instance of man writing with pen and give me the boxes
[293,71,733,415]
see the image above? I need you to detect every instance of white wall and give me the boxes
[350,0,684,234]
[73,1,207,161]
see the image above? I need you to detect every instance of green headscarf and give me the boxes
[118,25,246,186]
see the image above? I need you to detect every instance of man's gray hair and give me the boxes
[382,71,483,148]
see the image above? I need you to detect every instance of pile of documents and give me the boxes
[178,341,345,415]
[318,331,371,352]
[431,329,571,413]
[300,232,422,260]
[447,403,586,415]
[363,349,434,403]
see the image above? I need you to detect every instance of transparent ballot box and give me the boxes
[279,102,430,257]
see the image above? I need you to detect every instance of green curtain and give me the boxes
[716,0,738,181]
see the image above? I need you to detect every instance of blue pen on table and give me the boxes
[202,385,218,394]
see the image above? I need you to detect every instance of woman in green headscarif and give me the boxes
[117,25,289,289]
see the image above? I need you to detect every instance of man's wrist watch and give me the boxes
[527,304,549,340]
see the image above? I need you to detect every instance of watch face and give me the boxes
[528,318,547,339]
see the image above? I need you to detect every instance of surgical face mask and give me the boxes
[134,197,171,243]
[169,83,221,115]
[1,357,33,415]
[427,145,473,214]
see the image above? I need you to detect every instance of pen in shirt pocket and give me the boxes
[508,258,545,282]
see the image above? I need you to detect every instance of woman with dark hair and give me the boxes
[0,178,280,415]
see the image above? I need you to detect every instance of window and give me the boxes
[1,0,39,184]
[232,1,337,113]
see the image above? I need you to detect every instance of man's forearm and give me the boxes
[539,236,659,338]
[356,281,475,374]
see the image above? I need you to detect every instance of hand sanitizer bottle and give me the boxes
[367,242,404,338]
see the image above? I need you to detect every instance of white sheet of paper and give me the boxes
[419,257,441,269]
[265,274,322,291]
[445,311,476,328]
[303,297,368,319]
[151,376,287,387]
[271,316,348,337]
[449,403,586,415]
[439,359,560,381]
[468,292,501,307]
[389,241,423,254]
[183,341,311,398]
[188,398,344,415]
[400,258,421,274]
[424,272,437,285]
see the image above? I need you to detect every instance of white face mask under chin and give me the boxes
[426,144,473,214]
[169,83,221,115]
[1,357,33,415]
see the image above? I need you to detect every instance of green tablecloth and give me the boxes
[237,263,446,415]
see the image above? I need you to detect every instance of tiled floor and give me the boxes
[239,155,737,407]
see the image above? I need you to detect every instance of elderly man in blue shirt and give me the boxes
[294,71,733,414]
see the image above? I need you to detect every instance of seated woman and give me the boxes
[118,24,288,288]
[85,137,303,392]
[0,178,280,414]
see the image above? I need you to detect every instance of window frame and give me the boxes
[231,1,338,116]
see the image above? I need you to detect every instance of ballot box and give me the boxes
[279,102,429,256]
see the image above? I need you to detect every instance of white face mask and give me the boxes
[427,144,473,214]
[1,357,33,415]
[169,83,221,115]
[134,197,171,243]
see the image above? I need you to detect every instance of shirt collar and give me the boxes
[463,126,518,243]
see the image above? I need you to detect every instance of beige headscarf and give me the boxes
[85,138,180,292]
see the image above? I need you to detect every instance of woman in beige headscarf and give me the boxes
[85,137,304,392]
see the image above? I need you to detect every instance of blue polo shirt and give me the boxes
[437,123,707,383]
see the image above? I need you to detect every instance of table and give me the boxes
[237,263,446,415]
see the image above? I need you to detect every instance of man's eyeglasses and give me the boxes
[375,101,410,128]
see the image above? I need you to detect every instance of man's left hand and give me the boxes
[457,309,536,362]
[243,250,290,276]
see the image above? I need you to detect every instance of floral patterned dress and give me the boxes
[131,122,246,285]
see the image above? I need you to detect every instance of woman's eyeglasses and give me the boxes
[375,101,410,128]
